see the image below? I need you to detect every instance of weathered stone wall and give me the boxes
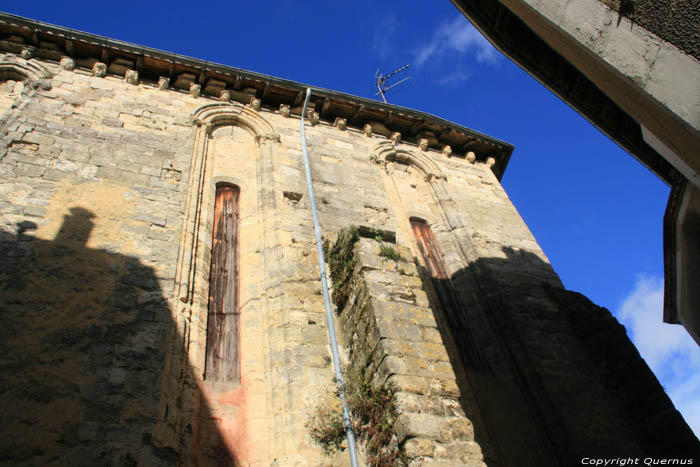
[0,58,197,465]
[1,48,697,467]
[330,232,485,466]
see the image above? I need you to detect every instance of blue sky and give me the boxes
[6,0,699,436]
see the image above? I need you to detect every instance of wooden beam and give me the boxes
[350,104,365,124]
[293,90,305,106]
[320,97,331,118]
[410,118,425,135]
[385,110,395,126]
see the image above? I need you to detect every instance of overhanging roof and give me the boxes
[0,11,514,179]
[450,0,689,186]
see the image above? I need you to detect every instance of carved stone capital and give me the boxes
[442,145,452,157]
[334,117,347,131]
[250,98,262,111]
[307,110,320,125]
[59,57,75,71]
[466,151,476,164]
[157,77,170,91]
[20,47,33,59]
[92,62,107,78]
[124,69,139,85]
[419,138,429,151]
[189,83,201,98]
[254,133,281,146]
[363,124,373,137]
[486,156,496,169]
[279,104,290,118]
[390,132,401,145]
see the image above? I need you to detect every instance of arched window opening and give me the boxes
[205,185,240,382]
[410,218,449,280]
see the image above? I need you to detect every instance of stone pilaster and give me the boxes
[330,231,485,466]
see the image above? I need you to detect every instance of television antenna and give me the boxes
[375,64,411,103]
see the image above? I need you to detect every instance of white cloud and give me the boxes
[617,274,700,435]
[413,16,500,71]
[371,13,399,60]
[437,69,471,87]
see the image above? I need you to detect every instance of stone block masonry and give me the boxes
[1,15,698,467]
[327,229,485,466]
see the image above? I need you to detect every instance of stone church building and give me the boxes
[0,12,698,467]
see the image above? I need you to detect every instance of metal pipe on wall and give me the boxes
[300,87,359,467]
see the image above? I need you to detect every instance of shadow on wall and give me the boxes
[0,208,236,466]
[418,246,700,466]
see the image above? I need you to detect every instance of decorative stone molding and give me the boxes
[486,156,496,169]
[219,90,231,102]
[371,141,445,182]
[466,151,476,164]
[307,110,320,125]
[254,133,282,146]
[279,104,290,118]
[92,62,107,77]
[250,97,262,111]
[191,102,279,141]
[59,57,75,71]
[0,54,53,84]
[124,69,139,85]
[442,145,452,157]
[20,47,33,60]
[189,83,201,97]
[363,123,373,137]
[157,77,169,91]
[390,131,401,145]
[419,138,429,151]
[334,117,347,131]
[177,101,279,309]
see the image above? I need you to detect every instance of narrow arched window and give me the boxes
[205,185,240,382]
[410,218,449,280]
[410,217,486,369]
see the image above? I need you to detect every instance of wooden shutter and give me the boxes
[410,218,486,370]
[205,186,240,382]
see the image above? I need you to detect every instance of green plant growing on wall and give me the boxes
[327,226,359,311]
[378,244,403,262]
[313,227,405,466]
[307,361,402,466]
